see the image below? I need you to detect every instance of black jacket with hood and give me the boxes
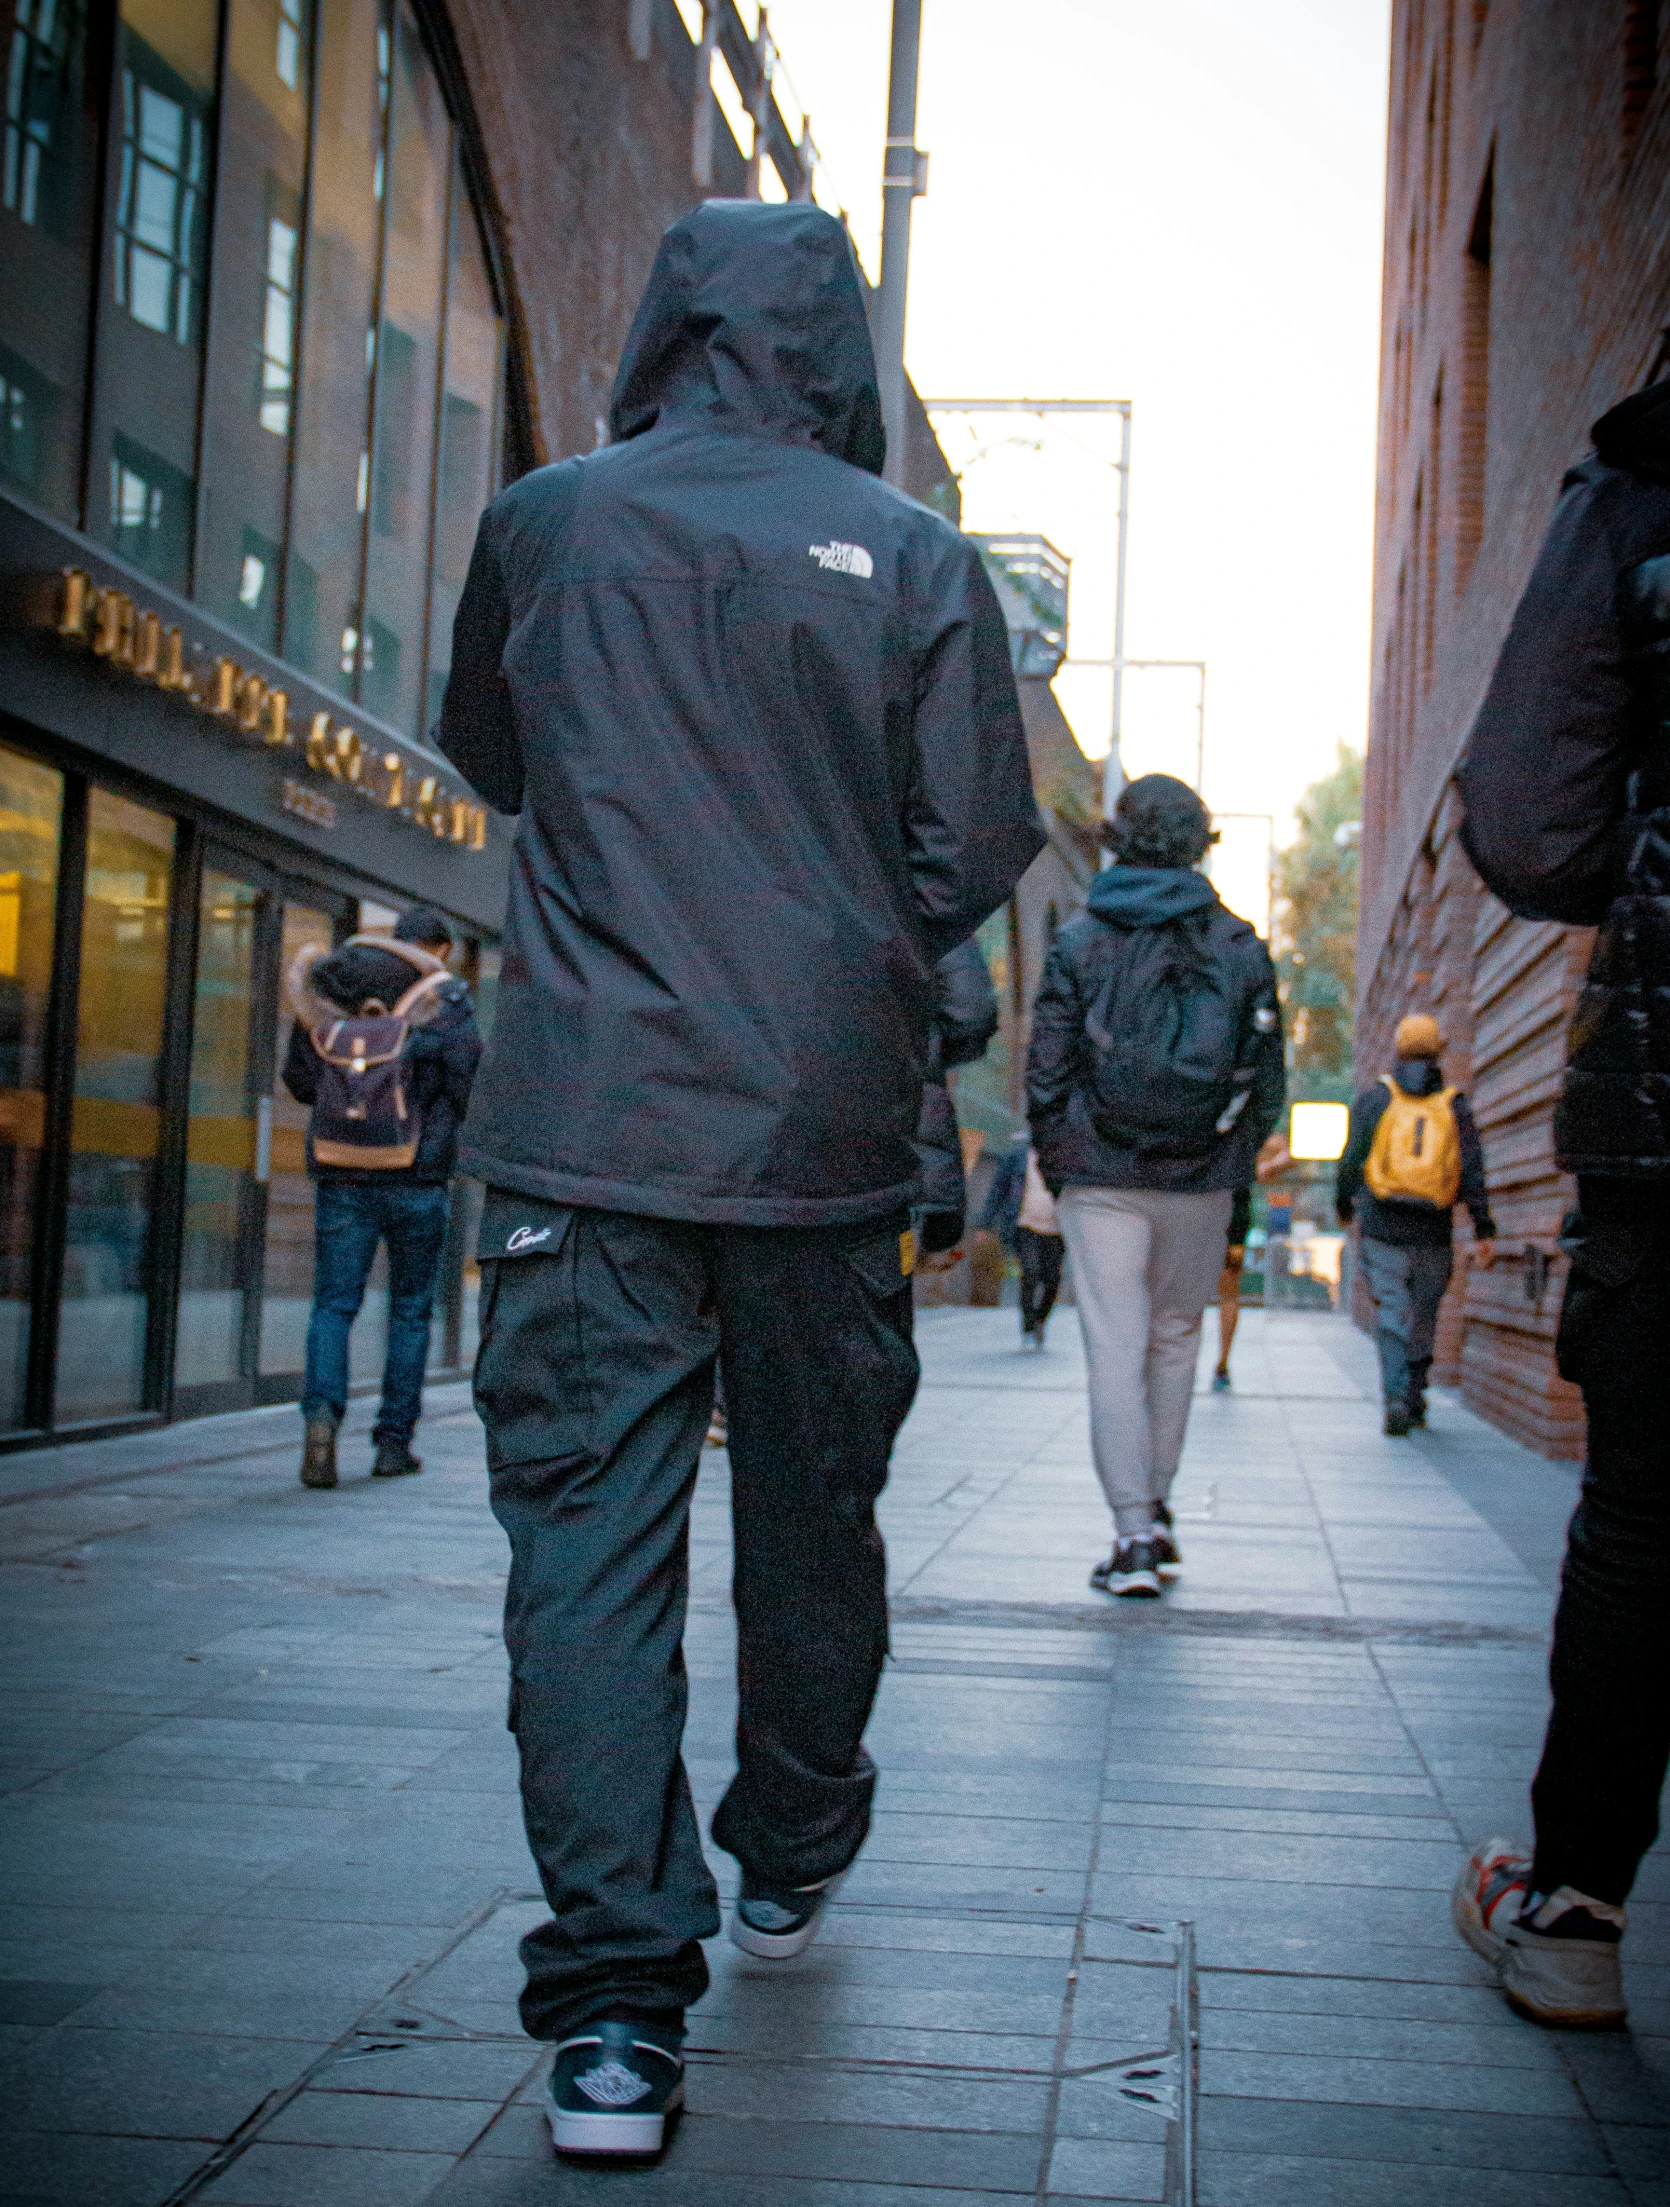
[281,939,482,1186]
[912,939,999,1249]
[1334,1059,1496,1249]
[1025,865,1285,1194]
[437,201,1043,1227]
[1457,377,1670,1176]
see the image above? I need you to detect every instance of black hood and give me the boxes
[608,199,885,475]
[1593,377,1670,484]
[1392,1058,1444,1097]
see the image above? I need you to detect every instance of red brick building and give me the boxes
[1359,0,1670,1455]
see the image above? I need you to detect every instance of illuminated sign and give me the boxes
[49,568,488,852]
[1290,1100,1350,1161]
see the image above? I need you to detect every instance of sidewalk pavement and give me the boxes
[0,1306,1665,2205]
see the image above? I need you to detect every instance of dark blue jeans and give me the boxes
[301,1181,450,1442]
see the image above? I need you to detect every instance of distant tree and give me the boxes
[1272,745,1362,1094]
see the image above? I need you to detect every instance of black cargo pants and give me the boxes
[1530,1178,1670,1905]
[473,1191,920,2041]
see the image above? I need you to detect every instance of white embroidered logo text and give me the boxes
[575,2058,652,2107]
[505,1226,552,1253]
[808,540,874,579]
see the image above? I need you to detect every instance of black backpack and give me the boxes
[308,969,449,1170]
[1082,916,1260,1160]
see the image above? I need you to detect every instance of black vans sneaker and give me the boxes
[1090,1538,1163,1598]
[730,1871,842,1959]
[548,2019,684,2157]
[1384,1402,1412,1437]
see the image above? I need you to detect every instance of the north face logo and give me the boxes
[809,540,873,579]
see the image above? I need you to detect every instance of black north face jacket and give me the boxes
[1458,378,1670,1176]
[437,201,1041,1226]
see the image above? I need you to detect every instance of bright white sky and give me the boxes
[759,0,1391,930]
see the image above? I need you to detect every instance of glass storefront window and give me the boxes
[0,0,101,518]
[0,745,61,1430]
[175,870,259,1393]
[87,0,220,590]
[425,155,503,730]
[358,2,448,734]
[56,789,174,1423]
[282,0,383,692]
[196,0,314,649]
[258,899,331,1380]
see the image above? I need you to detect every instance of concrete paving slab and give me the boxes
[1,1305,1664,2206]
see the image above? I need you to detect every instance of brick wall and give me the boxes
[447,0,955,505]
[1359,0,1670,1456]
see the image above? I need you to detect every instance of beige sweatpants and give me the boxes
[1057,1184,1234,1536]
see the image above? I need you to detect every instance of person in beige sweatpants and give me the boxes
[1057,1184,1233,1542]
[1026,775,1286,1599]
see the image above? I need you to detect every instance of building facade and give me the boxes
[1359,0,1670,1455]
[0,0,955,1443]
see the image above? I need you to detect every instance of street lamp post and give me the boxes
[877,0,928,489]
[922,398,1133,800]
[1064,656,1207,795]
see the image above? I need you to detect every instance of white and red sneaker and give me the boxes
[1453,1839,1627,2029]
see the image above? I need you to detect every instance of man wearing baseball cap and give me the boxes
[1336,1012,1497,1436]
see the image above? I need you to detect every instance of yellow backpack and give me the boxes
[1364,1076,1461,1207]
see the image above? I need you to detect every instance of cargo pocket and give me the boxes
[1555,1207,1648,1385]
[472,1194,580,1469]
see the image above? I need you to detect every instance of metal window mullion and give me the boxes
[414,121,456,740]
[26,774,88,1435]
[352,0,398,705]
[145,816,203,1417]
[185,0,232,601]
[275,0,322,656]
[75,1,122,535]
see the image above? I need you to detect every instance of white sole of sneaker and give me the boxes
[1452,1865,1510,1968]
[548,2083,681,2157]
[1502,1934,1627,2030]
[1094,1571,1161,1598]
[729,1874,843,1960]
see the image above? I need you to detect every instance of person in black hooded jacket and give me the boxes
[436,199,1042,2151]
[1450,373,1670,2031]
[1027,776,1284,1600]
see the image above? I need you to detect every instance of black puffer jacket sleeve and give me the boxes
[436,520,521,815]
[1457,468,1637,926]
[281,1019,320,1106]
[905,543,1046,961]
[1025,931,1085,1147]
[1335,1082,1388,1224]
[930,938,1000,1074]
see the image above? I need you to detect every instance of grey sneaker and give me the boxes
[1452,1838,1627,2029]
[299,1417,338,1489]
[1090,1538,1163,1598]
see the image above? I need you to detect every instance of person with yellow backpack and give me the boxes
[1336,1014,1496,1436]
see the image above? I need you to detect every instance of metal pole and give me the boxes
[692,0,718,190]
[1195,661,1207,793]
[1104,402,1131,815]
[877,0,923,488]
